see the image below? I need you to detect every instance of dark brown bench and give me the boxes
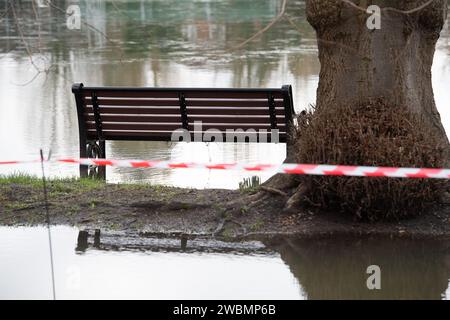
[72,83,295,178]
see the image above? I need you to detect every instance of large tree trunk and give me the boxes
[258,1,449,218]
[306,0,449,149]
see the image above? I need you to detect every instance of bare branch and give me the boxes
[285,14,367,58]
[42,0,125,62]
[10,1,45,77]
[111,0,133,19]
[228,0,288,51]
[338,0,437,15]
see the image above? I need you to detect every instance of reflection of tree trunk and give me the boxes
[306,0,449,149]
[272,237,450,300]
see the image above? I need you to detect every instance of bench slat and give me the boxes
[84,114,287,124]
[85,106,182,115]
[187,100,284,107]
[86,122,286,131]
[87,130,287,142]
[86,123,183,131]
[82,89,284,100]
[188,108,286,116]
[184,91,283,99]
[83,98,284,108]
[83,90,179,99]
[83,106,287,116]
[83,98,180,106]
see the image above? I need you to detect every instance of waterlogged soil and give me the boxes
[0,182,449,241]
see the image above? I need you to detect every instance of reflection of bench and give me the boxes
[72,83,295,178]
[75,230,273,255]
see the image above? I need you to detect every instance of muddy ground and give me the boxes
[0,180,449,241]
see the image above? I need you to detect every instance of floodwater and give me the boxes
[0,226,448,300]
[0,0,448,188]
[1,1,450,300]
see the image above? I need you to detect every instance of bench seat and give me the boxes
[72,83,295,178]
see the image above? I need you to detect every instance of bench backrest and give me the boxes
[72,83,295,144]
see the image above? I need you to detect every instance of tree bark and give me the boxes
[306,0,449,150]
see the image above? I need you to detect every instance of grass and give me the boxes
[0,173,106,194]
[5,202,31,210]
[250,218,265,232]
[0,173,175,196]
[238,176,261,193]
[0,173,102,186]
[0,173,138,218]
[0,173,45,187]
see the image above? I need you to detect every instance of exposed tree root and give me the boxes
[260,186,288,198]
[283,183,309,213]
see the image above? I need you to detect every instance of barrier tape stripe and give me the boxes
[1,158,450,179]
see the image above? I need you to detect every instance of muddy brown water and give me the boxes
[0,1,450,300]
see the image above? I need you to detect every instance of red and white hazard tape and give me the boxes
[1,158,450,179]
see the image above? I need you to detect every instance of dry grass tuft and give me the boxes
[293,99,448,221]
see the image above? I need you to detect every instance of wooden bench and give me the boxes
[72,83,295,178]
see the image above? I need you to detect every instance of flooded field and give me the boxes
[1,0,450,300]
[0,226,448,300]
[0,0,449,188]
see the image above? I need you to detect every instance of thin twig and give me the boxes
[111,0,133,19]
[31,0,43,55]
[339,0,437,15]
[40,149,56,301]
[9,0,48,84]
[44,0,125,62]
[285,14,365,57]
[0,3,9,20]
[10,1,40,71]
[228,0,288,51]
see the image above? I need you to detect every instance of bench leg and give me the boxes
[80,139,88,179]
[80,165,88,178]
[98,140,106,180]
[84,140,106,180]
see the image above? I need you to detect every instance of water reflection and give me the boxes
[0,0,448,188]
[74,229,274,255]
[68,230,450,300]
[74,230,450,299]
[0,226,449,299]
[272,236,450,300]
[0,226,300,299]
